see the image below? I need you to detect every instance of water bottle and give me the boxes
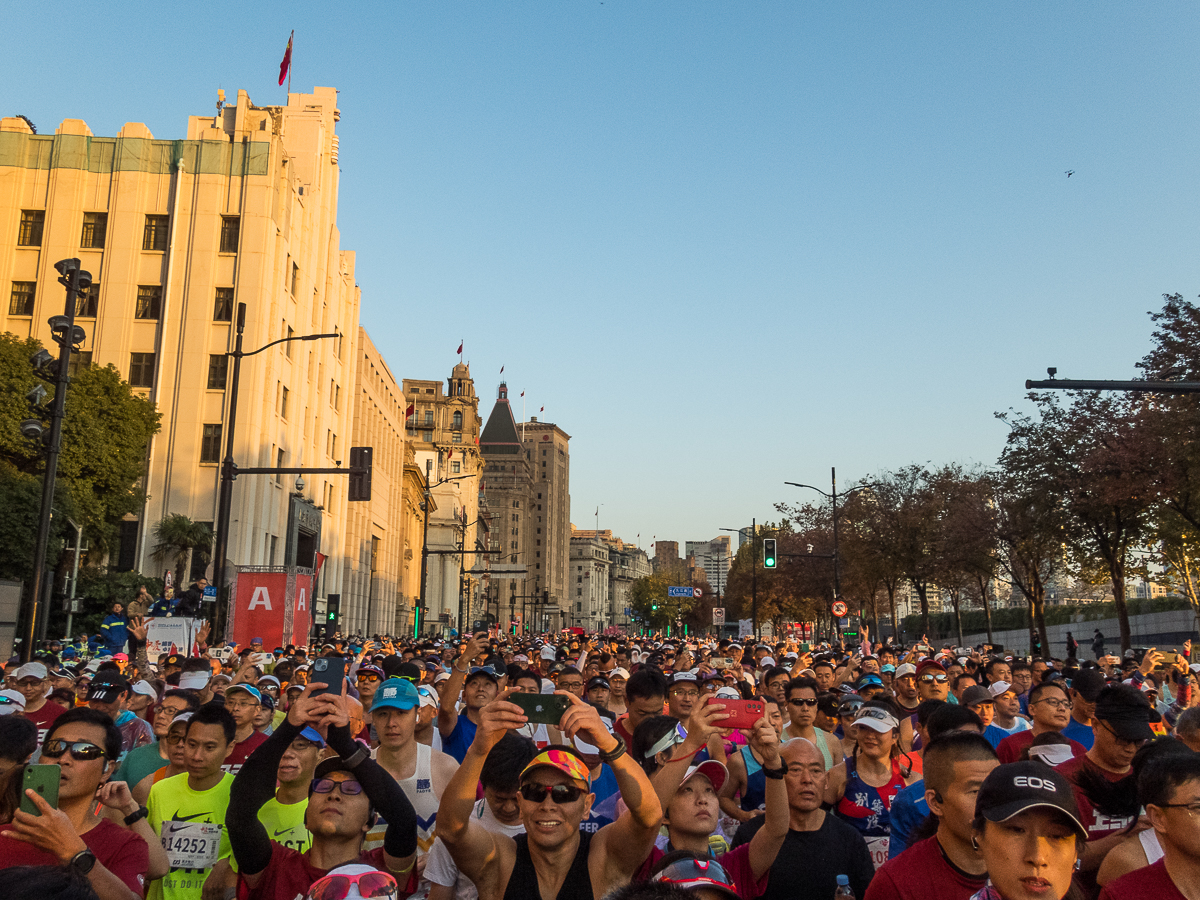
[834,875,855,900]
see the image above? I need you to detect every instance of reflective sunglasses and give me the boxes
[653,857,736,893]
[838,701,863,716]
[788,697,818,707]
[311,777,365,795]
[357,673,382,683]
[919,673,949,683]
[308,871,398,900]
[519,782,588,804]
[42,739,106,761]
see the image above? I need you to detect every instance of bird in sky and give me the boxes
[1065,170,1074,177]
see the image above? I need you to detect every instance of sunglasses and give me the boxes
[919,674,949,683]
[309,871,398,900]
[838,702,863,716]
[42,739,106,761]
[519,782,588,804]
[311,777,364,795]
[654,857,735,891]
[357,673,381,683]
[788,697,818,707]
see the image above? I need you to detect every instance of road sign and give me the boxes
[713,607,726,625]
[831,600,848,617]
[667,586,693,598]
[693,587,702,599]
[203,585,217,602]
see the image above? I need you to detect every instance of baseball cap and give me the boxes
[961,686,994,708]
[1093,683,1162,742]
[86,680,127,704]
[131,680,157,699]
[417,685,439,709]
[895,663,918,678]
[855,674,884,690]
[681,759,728,793]
[916,659,946,676]
[988,680,1016,698]
[257,675,281,688]
[609,667,630,681]
[586,676,611,692]
[759,657,776,667]
[975,761,1087,839]
[853,706,899,733]
[1069,668,1107,703]
[520,747,591,786]
[164,654,182,667]
[298,725,326,746]
[881,664,896,674]
[670,671,698,685]
[15,662,48,681]
[371,677,419,712]
[0,689,26,714]
[260,694,276,712]
[355,665,384,680]
[653,854,738,900]
[465,665,500,683]
[226,684,263,704]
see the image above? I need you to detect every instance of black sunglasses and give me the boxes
[519,782,588,804]
[788,697,818,707]
[42,739,107,761]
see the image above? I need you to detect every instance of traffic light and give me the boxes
[763,538,777,568]
[326,593,341,630]
[348,446,373,502]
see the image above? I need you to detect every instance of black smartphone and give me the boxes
[310,657,347,696]
[21,764,60,816]
[510,692,570,725]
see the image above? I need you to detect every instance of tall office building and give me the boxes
[0,88,360,607]
[685,536,733,596]
[520,417,570,625]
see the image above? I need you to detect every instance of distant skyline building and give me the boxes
[521,416,571,624]
[572,529,650,631]
[685,536,733,595]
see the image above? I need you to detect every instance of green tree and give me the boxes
[630,566,696,632]
[0,333,160,565]
[151,514,212,583]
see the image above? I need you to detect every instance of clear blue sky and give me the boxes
[7,3,1200,551]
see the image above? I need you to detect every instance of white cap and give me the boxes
[179,670,211,690]
[714,687,741,700]
[433,671,451,684]
[895,663,918,678]
[417,686,439,709]
[540,646,556,660]
[609,667,630,680]
[988,680,1014,698]
[14,662,47,681]
[0,689,26,714]
[760,657,776,667]
[132,680,157,698]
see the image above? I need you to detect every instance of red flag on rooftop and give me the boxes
[278,31,293,86]
[456,341,463,355]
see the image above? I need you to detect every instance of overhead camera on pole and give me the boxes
[19,258,91,660]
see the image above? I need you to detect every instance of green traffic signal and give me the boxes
[763,538,777,568]
[327,611,336,622]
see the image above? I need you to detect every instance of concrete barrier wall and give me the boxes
[950,609,1200,657]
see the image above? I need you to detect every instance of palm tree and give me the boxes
[151,514,213,586]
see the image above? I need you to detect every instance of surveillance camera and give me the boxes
[20,419,45,440]
[295,476,305,492]
[1047,367,1058,378]
[26,384,48,409]
[75,270,93,292]
[30,349,53,371]
[53,258,80,278]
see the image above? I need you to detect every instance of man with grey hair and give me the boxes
[731,737,874,900]
[1174,705,1200,753]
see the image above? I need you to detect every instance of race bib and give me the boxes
[162,821,222,870]
[865,835,889,871]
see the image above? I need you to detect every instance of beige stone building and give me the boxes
[571,529,651,631]
[0,87,423,637]
[521,417,571,628]
[402,364,485,634]
[342,328,429,635]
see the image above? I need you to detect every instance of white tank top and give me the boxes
[365,742,442,863]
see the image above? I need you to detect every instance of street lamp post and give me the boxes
[719,520,757,639]
[212,302,340,638]
[785,467,875,644]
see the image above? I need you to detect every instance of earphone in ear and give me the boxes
[932,791,945,804]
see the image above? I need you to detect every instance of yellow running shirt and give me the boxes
[147,772,234,900]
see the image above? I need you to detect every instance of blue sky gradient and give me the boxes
[6,3,1199,548]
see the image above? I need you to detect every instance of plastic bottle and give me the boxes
[834,875,855,900]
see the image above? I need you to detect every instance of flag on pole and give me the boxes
[405,402,414,418]
[500,365,504,374]
[520,391,524,397]
[540,406,544,413]
[278,31,294,86]
[457,341,463,355]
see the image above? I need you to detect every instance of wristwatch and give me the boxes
[69,848,97,875]
[124,806,149,826]
[762,763,786,780]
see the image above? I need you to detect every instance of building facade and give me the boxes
[686,536,733,596]
[0,88,360,624]
[569,533,610,633]
[572,528,651,632]
[520,417,570,627]
[402,364,484,634]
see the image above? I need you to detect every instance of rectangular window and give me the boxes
[68,351,92,377]
[135,285,162,319]
[424,410,433,425]
[200,424,222,463]
[18,210,44,246]
[331,381,340,410]
[9,281,35,315]
[207,355,228,389]
[269,535,278,565]
[75,284,98,317]
[219,216,240,253]
[143,215,169,251]
[129,353,156,387]
[276,449,284,484]
[423,431,432,442]
[453,432,462,443]
[280,386,290,419]
[290,262,299,295]
[214,287,234,321]
[451,461,461,474]
[80,212,107,249]
[285,325,294,357]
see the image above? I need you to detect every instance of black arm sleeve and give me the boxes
[227,719,304,875]
[325,723,418,860]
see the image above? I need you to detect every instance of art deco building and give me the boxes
[520,417,571,627]
[0,88,363,615]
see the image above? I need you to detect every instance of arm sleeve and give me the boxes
[227,718,304,875]
[325,723,419,859]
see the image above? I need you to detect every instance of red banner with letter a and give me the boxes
[229,569,314,649]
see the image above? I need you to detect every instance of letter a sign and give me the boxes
[248,587,273,610]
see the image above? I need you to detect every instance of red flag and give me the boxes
[278,31,293,86]
[520,391,524,397]
[540,406,544,413]
[405,402,414,417]
[456,341,463,355]
[500,365,504,374]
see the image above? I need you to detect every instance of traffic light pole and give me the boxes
[20,260,90,661]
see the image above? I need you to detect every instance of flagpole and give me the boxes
[521,393,525,443]
[287,31,293,95]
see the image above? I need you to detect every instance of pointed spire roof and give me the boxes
[480,382,522,449]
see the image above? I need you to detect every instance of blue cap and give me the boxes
[855,674,884,688]
[226,684,263,704]
[371,677,419,712]
[299,725,326,746]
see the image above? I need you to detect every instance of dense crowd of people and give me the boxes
[2,624,1200,900]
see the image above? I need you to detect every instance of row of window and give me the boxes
[16,210,240,253]
[9,282,239,322]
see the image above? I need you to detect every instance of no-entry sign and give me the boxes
[831,600,848,618]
